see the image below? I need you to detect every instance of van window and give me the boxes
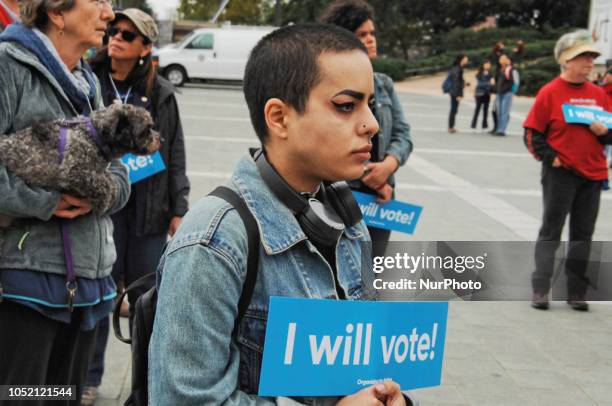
[188,33,214,50]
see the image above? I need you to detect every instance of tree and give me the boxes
[178,0,219,20]
[494,0,588,29]
[223,0,265,24]
[178,0,266,24]
[117,0,154,16]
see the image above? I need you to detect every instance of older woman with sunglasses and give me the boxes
[82,9,189,403]
[0,0,130,400]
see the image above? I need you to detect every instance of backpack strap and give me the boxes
[113,272,157,343]
[209,186,261,336]
[112,186,261,343]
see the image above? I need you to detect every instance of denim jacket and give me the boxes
[0,41,129,279]
[373,73,413,169]
[351,73,412,192]
[149,153,377,405]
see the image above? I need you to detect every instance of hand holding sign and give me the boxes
[363,157,399,190]
[590,121,609,136]
[562,104,612,129]
[376,184,393,204]
[337,381,405,406]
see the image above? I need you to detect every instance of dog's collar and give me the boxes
[59,117,113,161]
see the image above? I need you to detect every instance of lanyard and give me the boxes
[108,73,132,104]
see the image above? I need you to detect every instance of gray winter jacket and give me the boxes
[0,41,130,279]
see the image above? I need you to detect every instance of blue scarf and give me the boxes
[0,23,97,115]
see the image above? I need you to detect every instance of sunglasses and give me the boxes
[107,27,140,43]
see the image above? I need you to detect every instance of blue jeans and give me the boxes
[495,91,513,133]
[86,210,167,387]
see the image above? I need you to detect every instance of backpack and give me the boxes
[442,71,453,94]
[112,186,261,406]
[511,68,520,94]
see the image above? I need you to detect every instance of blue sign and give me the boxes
[353,191,423,235]
[120,151,166,184]
[259,297,448,397]
[562,104,612,128]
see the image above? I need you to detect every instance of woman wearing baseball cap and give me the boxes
[83,9,190,404]
[524,30,611,312]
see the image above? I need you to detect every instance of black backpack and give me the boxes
[112,186,261,406]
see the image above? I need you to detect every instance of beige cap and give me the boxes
[559,43,601,63]
[114,8,158,43]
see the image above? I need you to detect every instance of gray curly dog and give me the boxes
[0,103,160,247]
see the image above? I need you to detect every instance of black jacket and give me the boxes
[91,53,190,236]
[449,65,464,98]
[495,66,514,95]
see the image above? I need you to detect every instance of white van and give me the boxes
[155,26,276,86]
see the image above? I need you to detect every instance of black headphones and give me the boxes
[253,149,362,246]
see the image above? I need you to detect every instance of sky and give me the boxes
[148,0,179,20]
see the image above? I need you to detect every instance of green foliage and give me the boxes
[178,0,265,23]
[222,0,265,24]
[404,39,557,73]
[178,0,218,20]
[517,68,557,96]
[371,58,409,81]
[436,26,562,52]
[494,0,589,29]
[118,0,153,15]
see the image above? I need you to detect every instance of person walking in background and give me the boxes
[491,53,515,136]
[0,0,18,32]
[0,0,128,401]
[471,60,493,130]
[524,30,612,312]
[490,41,505,131]
[320,0,413,258]
[491,41,505,69]
[82,9,190,404]
[447,54,468,133]
[512,39,525,65]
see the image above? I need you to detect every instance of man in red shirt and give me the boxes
[0,0,19,33]
[602,67,612,166]
[524,29,611,312]
[603,67,612,111]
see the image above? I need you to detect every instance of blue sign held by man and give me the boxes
[120,151,166,184]
[353,191,423,235]
[259,297,448,397]
[562,104,612,128]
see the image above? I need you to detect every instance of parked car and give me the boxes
[155,26,276,86]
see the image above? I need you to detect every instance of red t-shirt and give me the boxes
[604,83,612,110]
[0,5,13,29]
[524,76,609,181]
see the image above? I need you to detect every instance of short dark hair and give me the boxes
[244,23,367,143]
[319,0,374,33]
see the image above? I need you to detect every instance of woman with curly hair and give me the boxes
[320,0,413,257]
